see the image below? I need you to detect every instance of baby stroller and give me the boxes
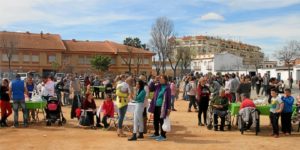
[206,101,232,130]
[45,97,67,126]
[238,107,260,135]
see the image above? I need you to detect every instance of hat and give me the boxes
[16,74,21,78]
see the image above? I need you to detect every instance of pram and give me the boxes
[238,107,260,135]
[45,97,66,126]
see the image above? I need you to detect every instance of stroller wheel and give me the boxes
[207,124,213,130]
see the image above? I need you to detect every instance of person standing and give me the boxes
[92,76,101,99]
[251,75,256,90]
[26,76,37,121]
[236,76,251,102]
[115,75,131,137]
[9,74,28,127]
[70,75,82,119]
[187,77,198,112]
[148,75,171,141]
[197,78,211,126]
[128,80,146,141]
[230,74,240,103]
[269,89,284,138]
[281,89,294,135]
[0,79,12,127]
[170,79,177,111]
[255,74,263,97]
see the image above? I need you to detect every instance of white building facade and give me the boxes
[191,52,244,74]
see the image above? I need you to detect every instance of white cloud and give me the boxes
[214,0,300,10]
[198,12,224,21]
[0,0,147,27]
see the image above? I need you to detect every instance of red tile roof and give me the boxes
[63,40,154,55]
[0,31,66,50]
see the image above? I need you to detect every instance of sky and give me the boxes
[0,0,300,57]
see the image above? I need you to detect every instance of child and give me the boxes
[101,94,114,128]
[269,89,284,138]
[281,89,294,136]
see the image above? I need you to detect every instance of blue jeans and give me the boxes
[118,105,128,129]
[12,100,28,126]
[171,95,176,109]
[133,103,144,133]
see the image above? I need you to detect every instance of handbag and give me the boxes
[162,116,171,132]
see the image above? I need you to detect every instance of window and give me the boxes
[85,57,91,65]
[11,54,18,62]
[194,62,197,66]
[48,55,56,63]
[111,58,116,64]
[1,55,8,61]
[143,58,149,64]
[32,55,39,62]
[23,55,30,62]
[79,56,85,65]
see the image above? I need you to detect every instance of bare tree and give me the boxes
[274,40,300,85]
[180,46,194,75]
[120,46,134,75]
[136,53,144,75]
[166,37,183,78]
[0,32,18,78]
[150,17,174,74]
[153,57,161,75]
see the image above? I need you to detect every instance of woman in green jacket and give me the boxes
[128,80,146,141]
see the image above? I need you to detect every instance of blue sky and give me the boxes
[1,0,300,57]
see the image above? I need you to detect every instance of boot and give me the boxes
[128,133,137,141]
[1,116,8,127]
[137,132,144,139]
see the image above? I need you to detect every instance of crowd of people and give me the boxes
[0,71,300,141]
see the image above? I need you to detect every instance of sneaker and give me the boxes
[149,134,159,139]
[155,136,166,141]
[172,109,177,111]
[274,135,279,138]
[188,109,192,112]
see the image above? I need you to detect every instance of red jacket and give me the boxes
[240,98,256,110]
[102,100,114,117]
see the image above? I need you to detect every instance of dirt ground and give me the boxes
[1,93,300,150]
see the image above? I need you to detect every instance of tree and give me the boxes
[135,53,144,75]
[120,46,134,75]
[150,17,175,74]
[274,40,300,86]
[124,37,143,48]
[90,55,111,75]
[166,37,184,78]
[0,32,18,78]
[180,44,196,75]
